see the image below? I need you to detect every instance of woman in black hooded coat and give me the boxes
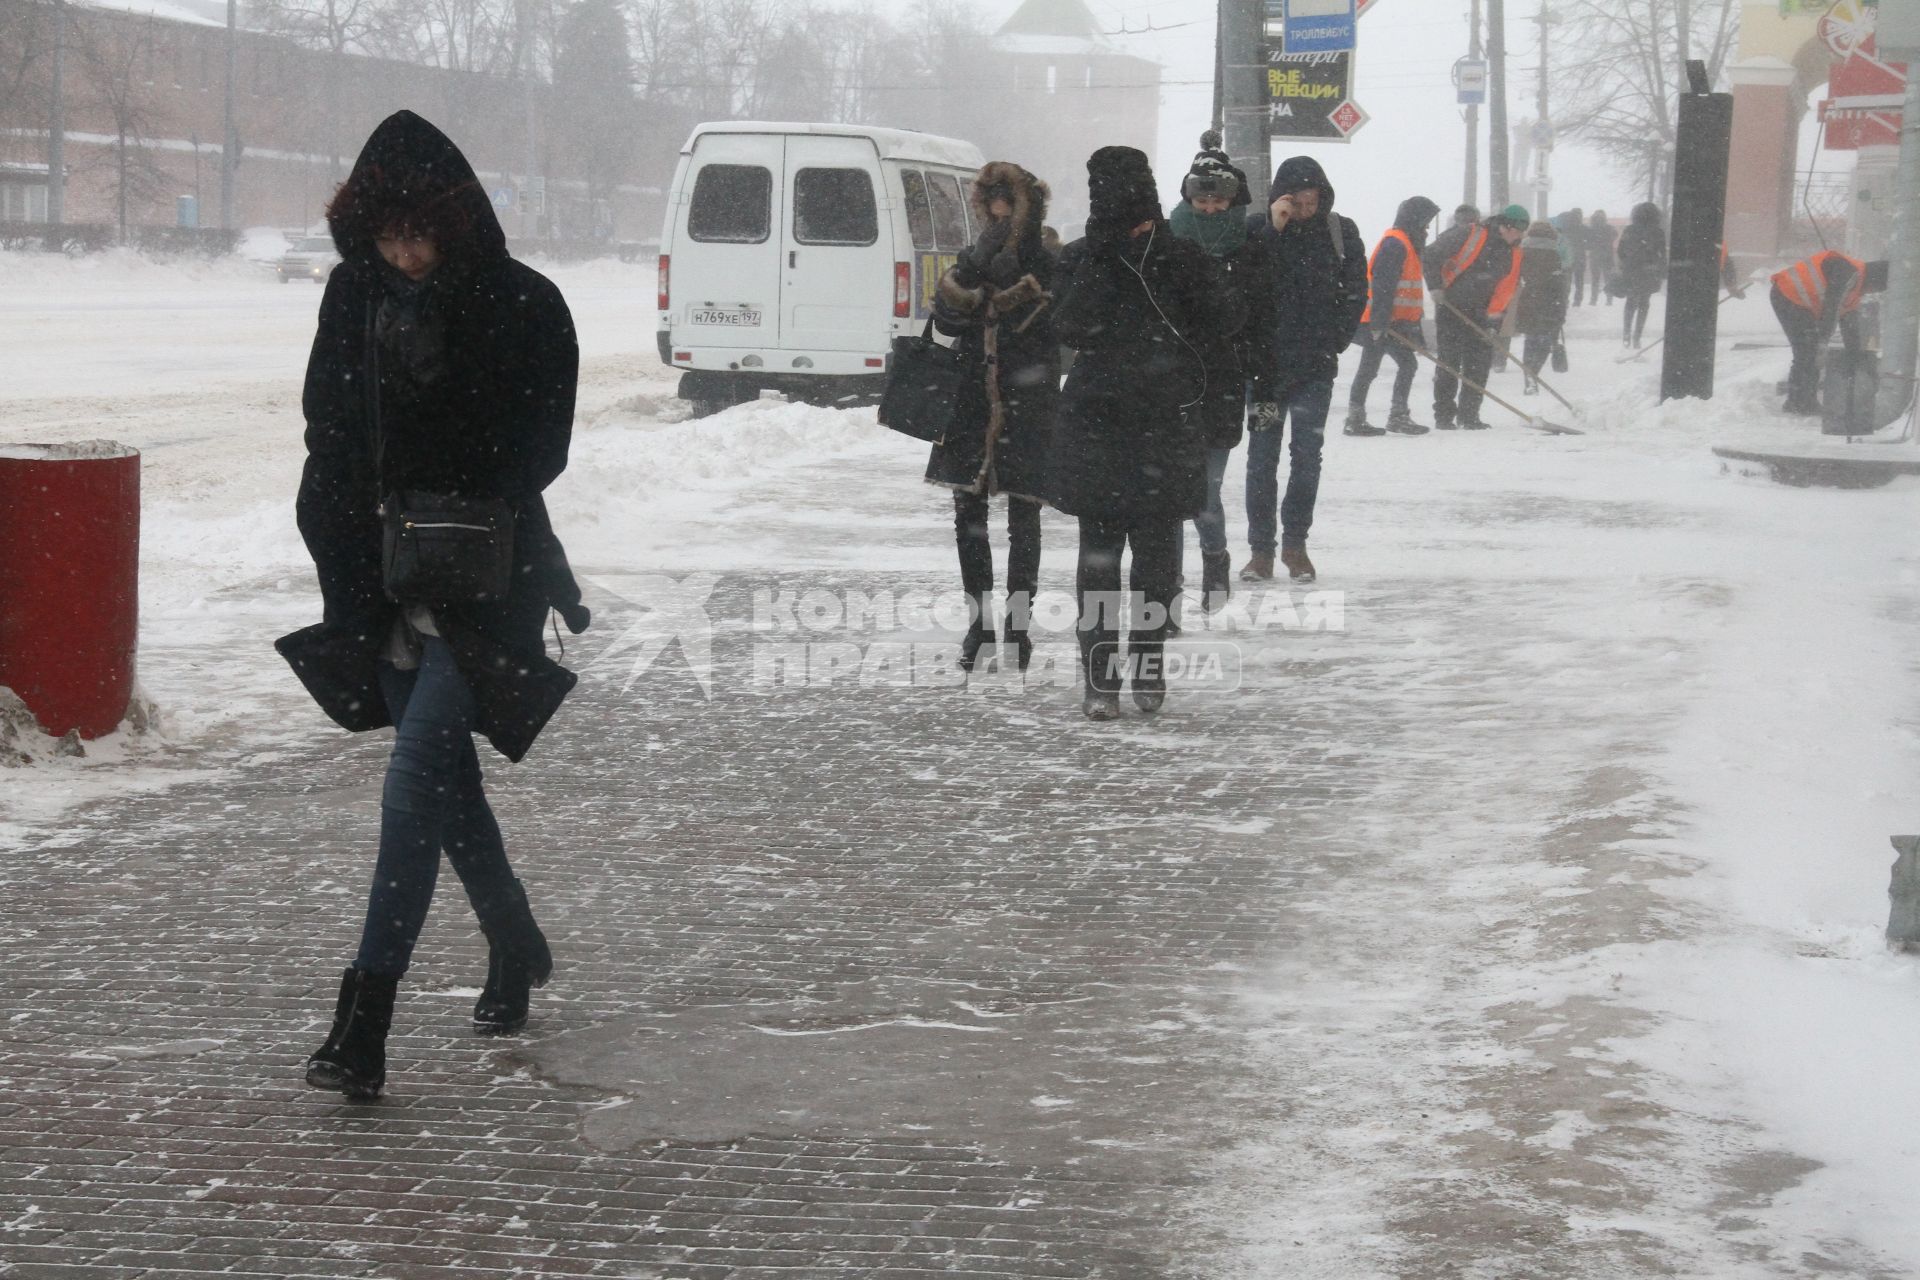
[1049,146,1244,720]
[926,162,1058,672]
[277,110,587,1100]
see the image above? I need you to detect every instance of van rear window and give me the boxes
[900,170,936,252]
[688,164,772,243]
[927,173,970,251]
[793,168,878,246]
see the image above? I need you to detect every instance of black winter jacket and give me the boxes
[1048,225,1245,523]
[1425,219,1518,320]
[1244,157,1369,393]
[925,162,1058,500]
[1615,204,1668,297]
[279,110,584,762]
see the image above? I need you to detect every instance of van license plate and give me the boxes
[691,307,762,327]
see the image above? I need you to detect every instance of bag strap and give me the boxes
[364,298,387,499]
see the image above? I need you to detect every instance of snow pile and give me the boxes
[0,440,137,461]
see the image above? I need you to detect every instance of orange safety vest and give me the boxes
[1772,250,1866,316]
[1441,226,1489,287]
[1441,225,1524,317]
[1362,229,1425,324]
[1488,250,1524,318]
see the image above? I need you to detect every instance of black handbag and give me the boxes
[878,319,968,444]
[380,491,516,605]
[367,305,516,605]
[1551,333,1569,373]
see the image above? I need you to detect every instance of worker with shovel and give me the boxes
[1424,203,1528,430]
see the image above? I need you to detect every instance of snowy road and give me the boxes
[2,253,1919,1277]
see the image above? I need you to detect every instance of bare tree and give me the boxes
[248,0,380,178]
[0,1,51,145]
[72,10,173,240]
[1550,0,1740,203]
[550,0,631,235]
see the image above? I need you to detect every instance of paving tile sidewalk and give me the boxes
[0,450,1890,1278]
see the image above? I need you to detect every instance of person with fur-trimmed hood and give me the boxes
[279,110,586,1101]
[927,162,1059,674]
[1049,146,1245,721]
[1167,131,1260,614]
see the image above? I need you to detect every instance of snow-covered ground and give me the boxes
[3,248,1918,1272]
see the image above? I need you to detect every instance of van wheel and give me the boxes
[679,372,755,418]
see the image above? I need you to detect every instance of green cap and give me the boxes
[1499,204,1531,226]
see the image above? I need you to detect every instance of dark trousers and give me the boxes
[1246,377,1333,552]
[1570,257,1587,305]
[1348,323,1421,416]
[954,490,1042,631]
[1623,290,1654,345]
[1522,332,1557,379]
[1433,307,1493,425]
[1076,518,1181,694]
[356,635,527,978]
[1772,285,1822,411]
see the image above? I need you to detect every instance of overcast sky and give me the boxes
[969,0,1847,239]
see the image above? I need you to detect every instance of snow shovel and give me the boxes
[1389,329,1582,435]
[1440,295,1583,421]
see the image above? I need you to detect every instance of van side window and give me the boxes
[927,173,970,251]
[793,168,878,246]
[688,164,772,243]
[900,169,936,252]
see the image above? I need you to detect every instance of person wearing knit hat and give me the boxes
[1048,145,1247,720]
[1422,205,1528,429]
[1167,131,1258,614]
[1238,155,1369,585]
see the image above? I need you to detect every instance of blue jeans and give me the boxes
[1245,378,1333,553]
[355,635,521,977]
[1193,446,1234,557]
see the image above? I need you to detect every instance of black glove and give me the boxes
[957,220,1015,281]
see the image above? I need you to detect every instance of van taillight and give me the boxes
[658,255,670,312]
[894,262,911,318]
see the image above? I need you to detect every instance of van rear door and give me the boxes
[781,135,891,356]
[674,133,782,352]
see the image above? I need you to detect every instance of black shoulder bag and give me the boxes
[367,302,517,606]
[878,317,969,444]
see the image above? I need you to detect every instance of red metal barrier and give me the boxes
[0,442,140,739]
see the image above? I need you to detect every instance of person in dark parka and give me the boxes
[1345,195,1441,436]
[1514,220,1570,394]
[927,161,1058,673]
[1615,201,1668,348]
[278,110,587,1101]
[1241,156,1369,584]
[1167,131,1261,613]
[1049,145,1244,720]
[1585,209,1617,306]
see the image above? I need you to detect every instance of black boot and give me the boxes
[473,880,553,1035]
[958,619,995,672]
[1130,631,1167,714]
[1200,550,1231,613]
[306,967,398,1100]
[1001,619,1033,671]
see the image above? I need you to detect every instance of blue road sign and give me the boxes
[491,186,514,212]
[1279,0,1357,54]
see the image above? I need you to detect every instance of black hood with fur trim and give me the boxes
[969,161,1051,242]
[326,111,506,268]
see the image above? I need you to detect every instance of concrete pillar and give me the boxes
[1726,56,1801,261]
